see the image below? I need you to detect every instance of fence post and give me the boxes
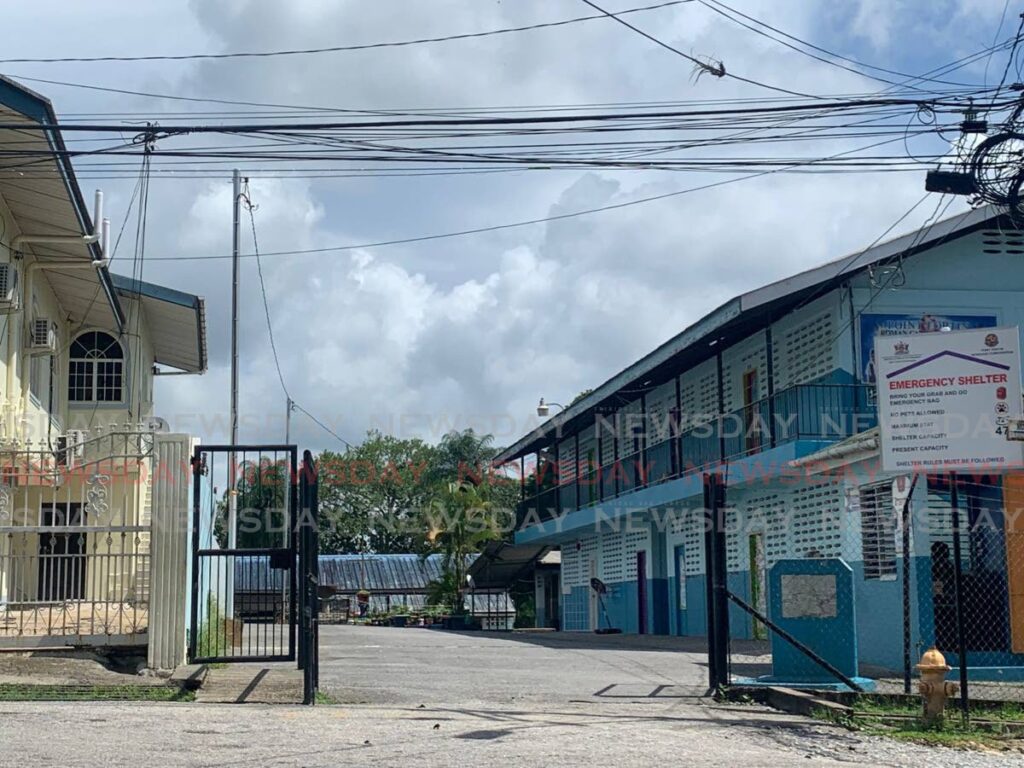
[148,434,193,671]
[948,472,970,719]
[703,471,729,690]
[900,474,919,695]
[300,449,320,705]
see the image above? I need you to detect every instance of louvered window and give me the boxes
[680,360,719,428]
[601,532,625,583]
[646,380,677,444]
[979,228,1024,254]
[790,481,844,558]
[773,311,835,389]
[722,335,768,412]
[858,481,897,580]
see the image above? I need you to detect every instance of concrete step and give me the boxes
[194,664,302,704]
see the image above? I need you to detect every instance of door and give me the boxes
[544,573,561,630]
[674,544,687,635]
[637,550,648,634]
[1005,473,1024,654]
[588,558,599,631]
[38,504,86,601]
[748,533,767,640]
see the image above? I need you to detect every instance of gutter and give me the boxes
[788,428,880,469]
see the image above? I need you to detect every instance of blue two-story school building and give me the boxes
[497,204,1024,675]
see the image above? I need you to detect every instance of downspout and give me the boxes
[7,190,108,437]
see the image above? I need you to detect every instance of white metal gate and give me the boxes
[0,427,154,648]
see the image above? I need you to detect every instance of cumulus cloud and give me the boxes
[3,1,1004,450]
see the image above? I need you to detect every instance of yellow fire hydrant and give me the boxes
[917,646,958,724]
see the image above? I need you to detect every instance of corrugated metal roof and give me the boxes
[234,553,479,594]
[466,541,550,589]
[328,593,515,615]
[319,554,445,592]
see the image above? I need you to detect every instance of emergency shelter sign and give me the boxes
[875,326,1024,472]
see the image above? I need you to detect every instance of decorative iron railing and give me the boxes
[0,425,156,645]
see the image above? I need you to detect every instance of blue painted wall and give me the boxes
[539,228,1024,672]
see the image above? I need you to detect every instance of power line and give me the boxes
[131,133,924,262]
[698,0,981,91]
[8,70,992,121]
[779,194,958,390]
[578,0,817,98]
[0,1,691,64]
[242,180,289,400]
[243,181,354,450]
[293,402,354,449]
[988,12,1024,114]
[0,95,985,133]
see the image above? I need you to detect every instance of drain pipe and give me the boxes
[5,190,108,439]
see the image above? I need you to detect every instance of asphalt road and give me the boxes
[2,627,1021,767]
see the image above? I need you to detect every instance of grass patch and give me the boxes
[0,683,195,702]
[812,698,1024,751]
[872,724,1005,750]
[195,595,231,660]
[315,690,340,705]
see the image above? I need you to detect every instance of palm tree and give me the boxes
[424,481,503,614]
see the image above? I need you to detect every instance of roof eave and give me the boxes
[0,76,126,332]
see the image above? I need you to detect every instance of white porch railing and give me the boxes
[0,425,155,647]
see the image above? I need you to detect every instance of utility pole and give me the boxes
[228,169,241,553]
[286,396,295,444]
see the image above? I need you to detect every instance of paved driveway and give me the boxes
[2,628,1021,766]
[318,626,735,706]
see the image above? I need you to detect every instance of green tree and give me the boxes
[215,458,289,549]
[570,388,593,405]
[430,429,520,520]
[318,430,437,554]
[423,481,506,613]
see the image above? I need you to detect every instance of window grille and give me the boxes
[857,481,898,580]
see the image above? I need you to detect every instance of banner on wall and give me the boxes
[859,313,998,384]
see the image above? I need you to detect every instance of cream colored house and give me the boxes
[0,76,206,663]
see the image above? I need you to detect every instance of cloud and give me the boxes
[5,1,998,451]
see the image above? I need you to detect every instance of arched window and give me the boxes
[68,331,124,403]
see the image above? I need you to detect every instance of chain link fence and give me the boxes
[702,469,1024,706]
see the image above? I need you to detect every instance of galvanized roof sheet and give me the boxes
[234,553,479,594]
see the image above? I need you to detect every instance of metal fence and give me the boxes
[700,468,1024,707]
[0,427,154,647]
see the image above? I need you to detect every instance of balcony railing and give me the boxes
[515,383,875,527]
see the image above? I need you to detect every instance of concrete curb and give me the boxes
[727,686,853,719]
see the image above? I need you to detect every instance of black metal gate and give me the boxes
[189,444,302,664]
